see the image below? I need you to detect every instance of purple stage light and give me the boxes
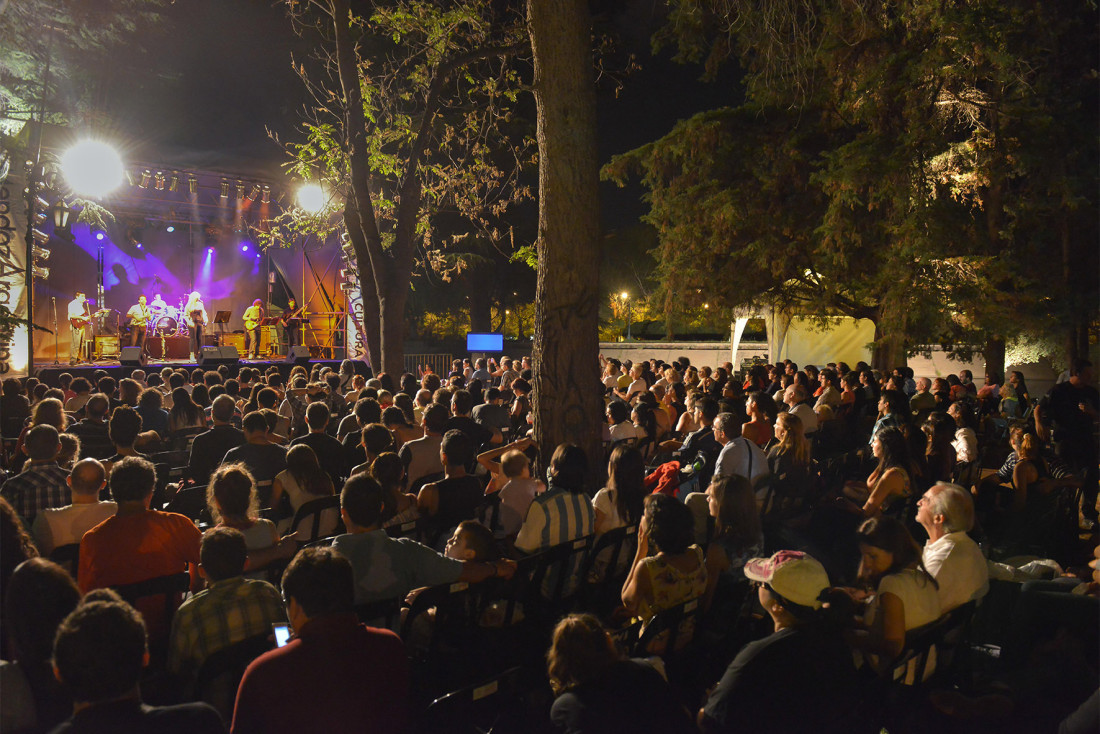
[240,244,249,252]
[136,243,143,249]
[94,231,105,241]
[207,247,214,254]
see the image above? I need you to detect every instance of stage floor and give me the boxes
[34,357,344,386]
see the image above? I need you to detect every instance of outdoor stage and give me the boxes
[33,356,347,387]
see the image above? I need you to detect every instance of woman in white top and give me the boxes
[593,445,646,534]
[947,400,978,465]
[208,463,279,551]
[271,444,336,529]
[843,516,941,681]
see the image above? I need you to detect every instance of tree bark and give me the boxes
[983,336,1006,384]
[871,317,906,373]
[528,0,603,489]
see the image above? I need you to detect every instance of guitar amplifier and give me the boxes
[94,335,120,359]
[220,333,247,352]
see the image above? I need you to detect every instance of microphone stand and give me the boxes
[51,297,58,364]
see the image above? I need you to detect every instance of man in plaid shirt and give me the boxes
[1,424,70,526]
[168,527,286,687]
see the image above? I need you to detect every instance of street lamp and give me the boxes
[620,291,632,341]
[296,182,326,213]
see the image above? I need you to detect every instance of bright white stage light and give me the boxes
[61,140,124,198]
[296,183,326,213]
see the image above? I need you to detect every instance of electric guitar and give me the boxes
[280,305,306,325]
[244,308,264,331]
[69,308,108,329]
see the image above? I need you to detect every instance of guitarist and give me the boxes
[243,298,265,359]
[67,291,90,365]
[125,295,152,350]
[281,298,304,350]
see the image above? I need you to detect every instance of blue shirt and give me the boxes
[332,529,463,604]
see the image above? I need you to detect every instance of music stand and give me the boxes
[214,310,232,337]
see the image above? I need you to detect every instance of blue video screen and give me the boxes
[466,332,504,352]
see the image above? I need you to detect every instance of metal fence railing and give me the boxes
[404,354,453,378]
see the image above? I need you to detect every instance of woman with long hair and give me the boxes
[167,386,206,435]
[845,517,940,680]
[922,412,957,485]
[371,451,419,527]
[842,427,912,517]
[546,614,695,733]
[184,290,207,360]
[9,398,68,472]
[271,444,335,520]
[765,412,814,516]
[208,463,278,550]
[988,426,1078,514]
[593,444,646,534]
[702,475,763,612]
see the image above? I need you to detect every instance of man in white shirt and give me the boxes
[785,384,819,435]
[67,291,89,365]
[712,412,769,487]
[31,458,115,555]
[917,481,989,611]
[126,295,152,349]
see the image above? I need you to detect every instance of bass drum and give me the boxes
[154,315,179,336]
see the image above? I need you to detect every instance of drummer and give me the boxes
[150,293,167,312]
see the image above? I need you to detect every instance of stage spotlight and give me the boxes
[207,247,215,254]
[139,169,152,189]
[32,244,50,260]
[220,179,230,198]
[31,229,49,245]
[166,225,175,233]
[32,265,49,280]
[296,182,325,213]
[168,172,179,192]
[33,209,47,226]
[94,231,105,241]
[136,242,143,249]
[240,243,249,252]
[189,174,198,195]
[154,171,165,190]
[261,185,270,204]
[247,183,260,202]
[236,180,245,200]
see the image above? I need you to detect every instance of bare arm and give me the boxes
[621,520,652,614]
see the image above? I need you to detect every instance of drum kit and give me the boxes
[150,297,189,337]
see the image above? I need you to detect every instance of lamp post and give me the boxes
[620,291,632,341]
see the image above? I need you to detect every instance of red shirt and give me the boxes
[78,510,201,636]
[232,613,409,734]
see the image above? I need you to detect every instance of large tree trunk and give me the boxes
[983,335,1006,383]
[871,318,906,373]
[379,281,408,378]
[528,0,603,489]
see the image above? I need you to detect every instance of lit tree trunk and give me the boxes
[528,0,602,488]
[984,336,1006,383]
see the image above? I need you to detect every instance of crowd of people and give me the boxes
[0,351,1095,733]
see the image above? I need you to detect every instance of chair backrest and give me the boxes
[632,594,704,658]
[474,493,501,536]
[165,484,208,521]
[575,524,638,613]
[193,633,274,720]
[49,543,81,577]
[384,519,419,540]
[400,580,487,659]
[889,603,975,686]
[111,572,191,628]
[354,596,403,630]
[520,534,594,612]
[421,667,524,734]
[289,495,342,544]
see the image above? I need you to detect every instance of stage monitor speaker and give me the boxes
[199,346,239,366]
[119,346,146,367]
[286,346,311,365]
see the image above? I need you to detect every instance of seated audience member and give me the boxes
[137,387,171,439]
[371,452,419,528]
[66,394,115,460]
[289,402,347,485]
[606,399,639,443]
[947,399,978,465]
[3,559,82,732]
[52,592,223,733]
[102,406,146,472]
[349,422,396,476]
[593,444,645,535]
[916,482,988,611]
[231,547,411,734]
[666,396,721,463]
[711,412,770,487]
[766,412,814,510]
[168,386,207,434]
[699,551,859,734]
[741,392,775,448]
[622,494,707,634]
[479,439,542,536]
[446,388,501,449]
[702,475,763,612]
[333,474,514,604]
[271,443,337,525]
[548,614,696,734]
[841,427,913,517]
[341,396,382,464]
[78,457,202,638]
[471,387,512,437]
[985,426,1077,515]
[31,458,113,555]
[844,517,941,680]
[207,464,279,551]
[57,434,82,472]
[922,412,957,485]
[187,395,246,485]
[1,424,71,526]
[399,402,447,488]
[381,405,421,448]
[221,411,289,504]
[63,378,93,414]
[784,384,819,436]
[515,444,595,557]
[416,430,485,544]
[168,527,286,689]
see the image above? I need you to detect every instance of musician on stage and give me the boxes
[67,291,90,365]
[282,297,304,350]
[184,290,208,361]
[150,293,167,312]
[243,298,265,359]
[126,295,152,349]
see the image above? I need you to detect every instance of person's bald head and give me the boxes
[69,459,106,497]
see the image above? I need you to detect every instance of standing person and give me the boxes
[242,299,265,360]
[67,291,90,365]
[185,291,208,361]
[282,298,303,350]
[1036,358,1099,527]
[125,295,152,350]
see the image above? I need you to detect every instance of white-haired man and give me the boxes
[916,482,989,611]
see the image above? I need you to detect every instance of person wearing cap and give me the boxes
[698,550,858,734]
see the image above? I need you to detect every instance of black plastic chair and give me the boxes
[165,484,208,521]
[49,543,81,577]
[632,595,705,659]
[193,633,274,720]
[575,524,638,614]
[384,519,420,540]
[111,572,191,630]
[288,495,342,544]
[419,667,526,734]
[355,596,403,630]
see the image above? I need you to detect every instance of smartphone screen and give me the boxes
[273,623,291,648]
